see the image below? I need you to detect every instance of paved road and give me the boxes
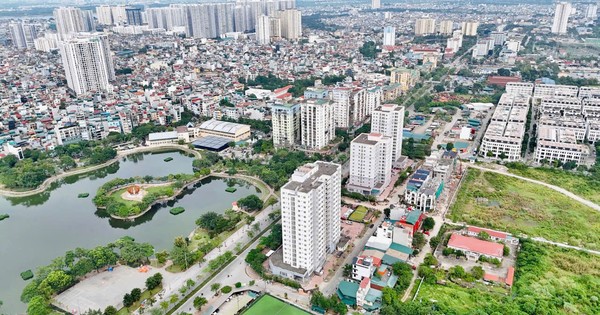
[321,214,385,297]
[531,237,600,255]
[154,202,279,313]
[467,164,600,212]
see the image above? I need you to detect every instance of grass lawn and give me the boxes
[416,281,510,314]
[242,294,310,315]
[349,206,368,222]
[116,286,163,314]
[506,165,600,205]
[414,241,600,314]
[450,168,600,250]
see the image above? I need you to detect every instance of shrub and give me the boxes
[221,285,232,294]
[20,270,34,280]
[170,207,185,215]
[442,248,454,256]
[146,273,163,290]
[235,282,242,288]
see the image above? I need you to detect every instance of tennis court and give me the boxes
[242,294,310,315]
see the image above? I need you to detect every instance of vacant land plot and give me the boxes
[449,169,600,250]
[349,206,368,222]
[507,165,600,205]
[242,294,310,315]
[415,241,600,314]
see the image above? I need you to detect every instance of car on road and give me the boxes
[424,230,430,236]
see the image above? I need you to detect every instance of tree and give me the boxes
[446,142,454,151]
[119,241,154,265]
[423,254,438,266]
[412,232,426,249]
[429,236,441,249]
[193,296,208,310]
[41,270,73,292]
[478,231,491,240]
[421,217,435,231]
[131,288,142,302]
[497,68,511,76]
[343,264,352,277]
[146,273,163,290]
[211,283,221,294]
[156,250,168,264]
[503,245,510,256]
[471,266,484,279]
[449,265,466,279]
[499,152,508,160]
[104,306,118,315]
[123,293,134,307]
[221,285,232,294]
[27,296,51,315]
[237,194,264,211]
[434,84,445,92]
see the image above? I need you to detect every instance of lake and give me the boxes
[0,150,258,314]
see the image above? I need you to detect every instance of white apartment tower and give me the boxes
[301,99,335,150]
[415,18,436,36]
[372,0,381,9]
[383,26,396,46]
[277,9,302,40]
[461,21,479,36]
[272,103,301,148]
[439,20,453,35]
[371,104,405,164]
[552,2,572,35]
[54,7,93,36]
[281,161,342,275]
[585,4,598,20]
[348,133,393,195]
[60,35,115,95]
[9,23,37,49]
[256,15,271,44]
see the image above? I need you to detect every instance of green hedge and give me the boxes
[20,270,33,280]
[170,207,185,215]
[0,214,9,221]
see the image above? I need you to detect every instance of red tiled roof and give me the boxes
[505,267,515,286]
[483,273,501,282]
[448,233,503,258]
[359,277,370,289]
[468,227,507,240]
[487,76,521,86]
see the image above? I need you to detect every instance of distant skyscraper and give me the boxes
[415,18,436,36]
[585,4,598,20]
[59,35,115,95]
[256,14,271,44]
[276,9,301,40]
[281,161,341,275]
[146,6,186,31]
[383,26,396,46]
[439,20,453,35]
[96,5,114,25]
[126,8,143,26]
[372,0,381,9]
[54,7,93,36]
[552,2,572,34]
[9,23,37,49]
[461,21,479,36]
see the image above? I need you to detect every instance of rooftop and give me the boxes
[199,119,250,134]
[448,233,504,258]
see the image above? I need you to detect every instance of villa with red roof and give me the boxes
[447,233,504,261]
